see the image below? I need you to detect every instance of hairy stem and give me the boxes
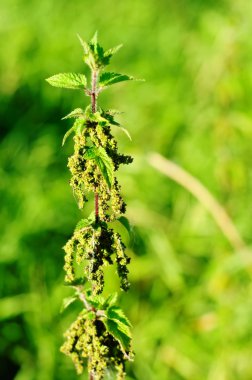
[91,70,98,113]
[95,193,99,222]
[91,70,99,221]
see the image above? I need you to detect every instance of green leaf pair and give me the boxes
[93,109,132,141]
[85,290,132,353]
[103,303,132,353]
[78,32,122,70]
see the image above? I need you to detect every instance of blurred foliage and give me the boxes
[1,0,252,379]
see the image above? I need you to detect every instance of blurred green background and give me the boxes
[1,0,252,379]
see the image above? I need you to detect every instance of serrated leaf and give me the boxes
[92,112,111,127]
[102,112,120,127]
[84,146,97,159]
[85,290,105,309]
[75,212,96,231]
[74,118,86,134]
[84,146,114,188]
[46,73,87,90]
[99,72,135,87]
[96,147,114,189]
[107,305,132,327]
[77,34,89,54]
[62,108,85,120]
[104,293,118,308]
[90,31,98,47]
[62,118,86,146]
[60,296,77,313]
[75,219,90,230]
[103,318,131,352]
[84,104,92,116]
[107,109,124,116]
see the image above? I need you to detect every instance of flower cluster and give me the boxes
[68,120,133,221]
[61,311,127,380]
[63,223,130,295]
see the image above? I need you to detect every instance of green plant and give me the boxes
[46,33,140,380]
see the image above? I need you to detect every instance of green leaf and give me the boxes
[75,219,90,230]
[92,112,111,127]
[104,44,123,58]
[106,109,124,116]
[83,146,97,159]
[85,290,105,309]
[46,73,87,90]
[96,147,114,189]
[84,146,114,188]
[90,31,98,46]
[77,34,90,54]
[74,118,86,134]
[84,104,92,116]
[101,111,120,127]
[62,126,76,146]
[117,216,133,236]
[103,318,131,352]
[99,72,135,87]
[104,293,118,308]
[120,127,132,141]
[107,305,132,327]
[60,296,77,313]
[64,277,86,287]
[75,212,96,230]
[87,311,96,320]
[62,118,86,146]
[78,32,107,70]
[62,108,85,120]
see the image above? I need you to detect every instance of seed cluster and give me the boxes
[61,311,127,380]
[63,224,130,295]
[68,121,133,221]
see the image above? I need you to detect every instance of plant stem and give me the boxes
[91,70,98,113]
[95,193,99,223]
[91,70,99,222]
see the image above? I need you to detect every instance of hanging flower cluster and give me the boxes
[46,32,141,379]
[63,223,130,295]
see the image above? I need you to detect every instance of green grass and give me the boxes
[1,0,252,379]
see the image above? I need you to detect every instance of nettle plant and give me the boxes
[46,33,140,380]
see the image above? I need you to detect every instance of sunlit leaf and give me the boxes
[107,305,132,327]
[62,108,85,120]
[60,296,77,313]
[103,318,131,352]
[99,72,135,87]
[62,126,75,146]
[46,73,87,90]
[75,212,96,230]
[104,44,123,58]
[104,293,118,308]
